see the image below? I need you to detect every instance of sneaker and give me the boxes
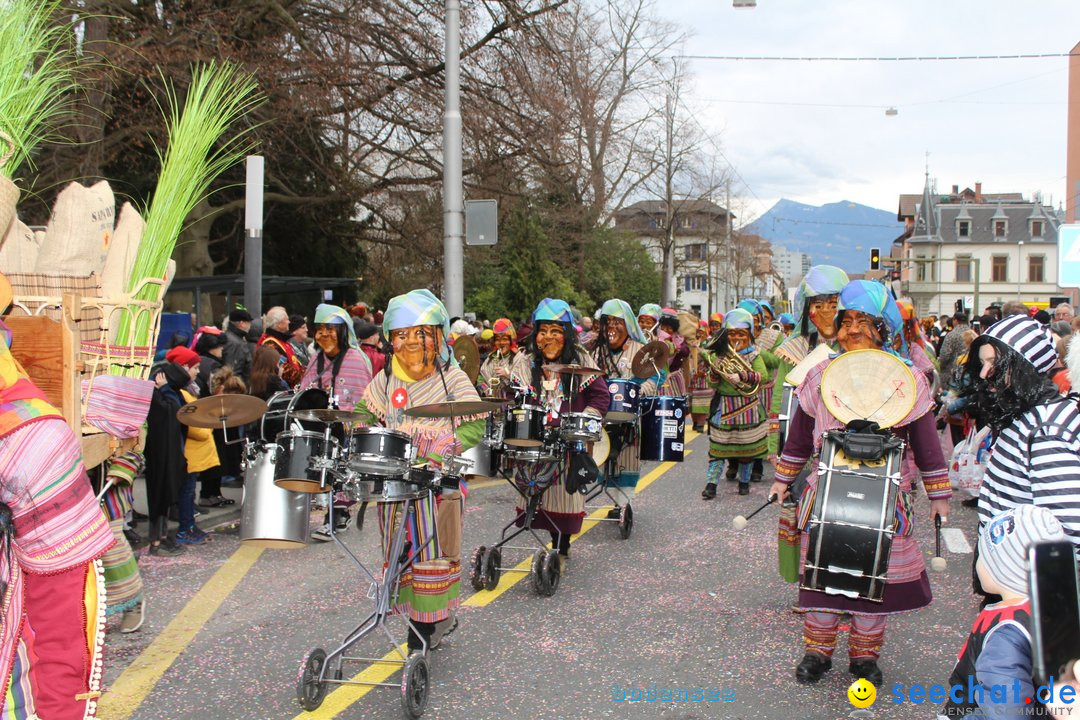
[186,526,210,541]
[120,600,145,633]
[334,510,352,533]
[311,523,333,542]
[176,529,209,546]
[148,539,184,556]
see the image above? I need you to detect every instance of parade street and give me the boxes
[99,430,981,720]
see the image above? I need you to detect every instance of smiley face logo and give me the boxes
[848,678,876,708]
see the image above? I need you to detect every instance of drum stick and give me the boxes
[732,494,777,531]
[930,514,947,572]
[95,477,115,504]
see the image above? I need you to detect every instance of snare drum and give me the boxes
[259,389,329,442]
[503,404,546,447]
[639,396,687,462]
[347,427,411,477]
[606,378,641,423]
[802,431,904,602]
[273,430,339,493]
[502,443,561,464]
[559,412,603,443]
[241,445,311,548]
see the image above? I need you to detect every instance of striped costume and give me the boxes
[706,349,768,461]
[100,453,144,618]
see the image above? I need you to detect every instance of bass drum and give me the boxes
[639,396,687,462]
[258,389,330,443]
[241,445,312,548]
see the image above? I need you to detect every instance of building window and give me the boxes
[683,275,708,292]
[992,255,1008,282]
[680,216,693,229]
[958,221,970,238]
[1032,220,1044,238]
[684,243,707,261]
[955,255,972,283]
[1029,255,1045,283]
[994,220,1007,238]
[916,255,927,282]
[656,216,666,229]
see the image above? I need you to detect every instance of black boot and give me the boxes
[725,462,738,482]
[750,459,764,482]
[407,621,435,652]
[849,659,883,686]
[701,483,717,500]
[738,483,750,496]
[795,653,832,684]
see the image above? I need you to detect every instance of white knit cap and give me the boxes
[979,505,1066,596]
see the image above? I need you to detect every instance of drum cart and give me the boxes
[582,419,635,539]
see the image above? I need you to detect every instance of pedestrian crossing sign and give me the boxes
[1060,224,1080,288]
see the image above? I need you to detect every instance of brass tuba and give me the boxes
[701,346,760,396]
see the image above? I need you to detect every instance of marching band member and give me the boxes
[477,317,518,397]
[353,289,485,653]
[737,299,780,483]
[896,300,939,388]
[689,320,713,433]
[777,312,796,336]
[707,312,724,336]
[768,266,849,458]
[637,303,662,339]
[701,308,768,498]
[768,280,950,688]
[656,311,690,397]
[298,304,374,540]
[509,298,609,567]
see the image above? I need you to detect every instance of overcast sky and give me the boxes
[657,0,1079,223]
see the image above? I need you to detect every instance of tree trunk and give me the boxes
[166,198,218,322]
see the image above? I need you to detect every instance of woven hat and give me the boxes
[820,349,916,428]
[979,505,1064,596]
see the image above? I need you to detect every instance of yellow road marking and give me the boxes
[98,545,265,720]
[294,431,701,719]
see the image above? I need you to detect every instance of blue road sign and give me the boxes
[1059,224,1080,288]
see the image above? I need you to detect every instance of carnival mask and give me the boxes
[494,333,512,355]
[837,310,882,352]
[536,322,565,361]
[708,320,722,336]
[809,295,839,339]
[638,315,657,335]
[728,328,751,353]
[391,325,439,380]
[314,323,341,359]
[604,316,629,351]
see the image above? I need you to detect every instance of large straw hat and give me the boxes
[820,349,916,429]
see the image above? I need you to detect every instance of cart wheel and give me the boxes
[539,549,561,596]
[469,546,487,591]
[296,647,328,711]
[530,550,546,595]
[400,651,430,719]
[482,547,501,591]
[619,503,634,539]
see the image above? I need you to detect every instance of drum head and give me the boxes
[820,349,917,429]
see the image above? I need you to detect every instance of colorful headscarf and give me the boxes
[722,308,755,330]
[383,289,453,365]
[0,320,63,439]
[758,300,775,320]
[778,313,795,326]
[709,312,724,325]
[836,280,903,345]
[600,299,647,344]
[737,299,764,325]
[315,303,360,350]
[532,298,574,324]
[637,303,662,322]
[793,265,849,334]
[492,317,517,351]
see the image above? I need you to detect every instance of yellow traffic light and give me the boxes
[870,248,880,270]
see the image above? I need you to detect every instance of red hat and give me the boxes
[166,346,200,369]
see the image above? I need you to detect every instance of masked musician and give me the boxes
[593,299,654,509]
[768,266,850,458]
[768,280,950,688]
[477,318,518,398]
[707,312,724,337]
[689,320,713,433]
[701,308,768,498]
[298,304,374,540]
[508,298,610,566]
[637,303,661,339]
[353,289,486,653]
[656,311,690,397]
[778,312,796,336]
[895,300,939,388]
[732,299,780,484]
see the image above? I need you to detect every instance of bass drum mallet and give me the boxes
[732,494,777,531]
[930,514,947,572]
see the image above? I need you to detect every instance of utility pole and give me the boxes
[442,0,464,317]
[725,179,732,309]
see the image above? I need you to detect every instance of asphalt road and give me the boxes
[99,430,983,720]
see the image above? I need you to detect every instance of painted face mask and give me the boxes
[638,315,657,334]
[494,333,512,354]
[314,323,341,358]
[809,295,840,339]
[728,328,751,352]
[536,322,566,361]
[605,316,629,351]
[391,325,439,380]
[837,310,882,352]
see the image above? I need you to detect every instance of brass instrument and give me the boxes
[701,346,760,396]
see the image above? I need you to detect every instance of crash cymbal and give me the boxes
[404,400,506,418]
[631,340,670,379]
[292,408,364,423]
[453,335,480,385]
[176,394,267,428]
[545,363,604,377]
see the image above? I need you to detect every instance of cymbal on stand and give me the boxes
[631,341,670,379]
[544,363,604,377]
[177,395,267,428]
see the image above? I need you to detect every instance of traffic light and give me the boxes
[869,247,880,270]
[955,299,964,314]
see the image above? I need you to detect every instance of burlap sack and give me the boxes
[0,131,17,239]
[0,219,42,274]
[35,180,114,276]
[100,202,144,298]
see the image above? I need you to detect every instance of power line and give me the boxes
[762,216,902,230]
[678,52,1077,62]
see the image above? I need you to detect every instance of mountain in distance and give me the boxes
[743,198,905,274]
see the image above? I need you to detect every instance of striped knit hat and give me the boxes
[978,505,1064,596]
[977,314,1057,374]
